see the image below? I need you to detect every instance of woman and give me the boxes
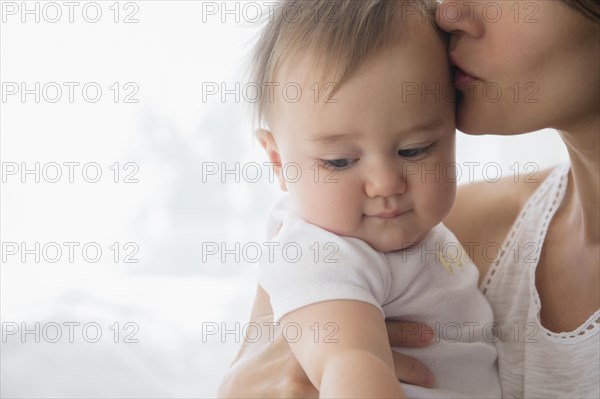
[219,0,599,397]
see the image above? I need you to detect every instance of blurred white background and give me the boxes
[0,1,569,397]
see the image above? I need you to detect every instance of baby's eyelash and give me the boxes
[398,142,436,158]
[320,158,358,171]
[317,143,436,170]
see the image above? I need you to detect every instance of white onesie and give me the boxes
[259,195,502,398]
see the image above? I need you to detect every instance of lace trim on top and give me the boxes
[481,163,599,343]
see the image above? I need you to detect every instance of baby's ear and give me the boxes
[255,129,287,192]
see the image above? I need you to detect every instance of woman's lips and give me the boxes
[454,67,480,90]
[449,53,482,90]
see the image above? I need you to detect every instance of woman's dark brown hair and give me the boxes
[562,0,600,22]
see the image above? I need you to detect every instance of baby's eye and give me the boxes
[398,144,434,159]
[321,158,357,170]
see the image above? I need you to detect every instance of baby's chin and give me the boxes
[309,219,428,253]
[363,233,424,253]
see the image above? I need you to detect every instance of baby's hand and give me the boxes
[386,321,437,388]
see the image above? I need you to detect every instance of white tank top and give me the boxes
[480,163,600,398]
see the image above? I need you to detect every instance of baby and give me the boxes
[251,0,501,397]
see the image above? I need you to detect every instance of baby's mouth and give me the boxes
[368,209,411,219]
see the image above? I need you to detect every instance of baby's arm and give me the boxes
[281,299,406,398]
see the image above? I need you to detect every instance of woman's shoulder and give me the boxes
[444,167,555,277]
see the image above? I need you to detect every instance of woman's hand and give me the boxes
[218,287,436,398]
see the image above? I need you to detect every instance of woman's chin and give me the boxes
[456,101,546,136]
[457,117,543,136]
[456,109,514,135]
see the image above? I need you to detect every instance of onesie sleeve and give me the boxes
[259,204,392,323]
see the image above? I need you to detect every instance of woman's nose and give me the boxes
[364,165,407,199]
[436,0,484,37]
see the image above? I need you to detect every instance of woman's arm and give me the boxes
[218,286,317,398]
[218,286,436,398]
[283,300,404,398]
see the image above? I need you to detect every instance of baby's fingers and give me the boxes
[391,350,436,388]
[386,321,435,347]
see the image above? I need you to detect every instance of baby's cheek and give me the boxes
[431,178,456,222]
[293,179,357,235]
[415,176,456,227]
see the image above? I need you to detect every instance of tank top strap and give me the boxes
[481,163,570,295]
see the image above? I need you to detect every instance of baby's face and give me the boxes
[264,17,456,252]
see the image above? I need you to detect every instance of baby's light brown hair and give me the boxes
[250,0,437,130]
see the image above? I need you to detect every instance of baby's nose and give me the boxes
[364,166,406,198]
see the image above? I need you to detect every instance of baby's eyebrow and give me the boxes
[399,118,444,135]
[308,118,444,143]
[308,132,359,143]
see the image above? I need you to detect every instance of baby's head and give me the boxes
[252,0,456,252]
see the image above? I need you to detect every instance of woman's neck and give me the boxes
[558,113,600,244]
